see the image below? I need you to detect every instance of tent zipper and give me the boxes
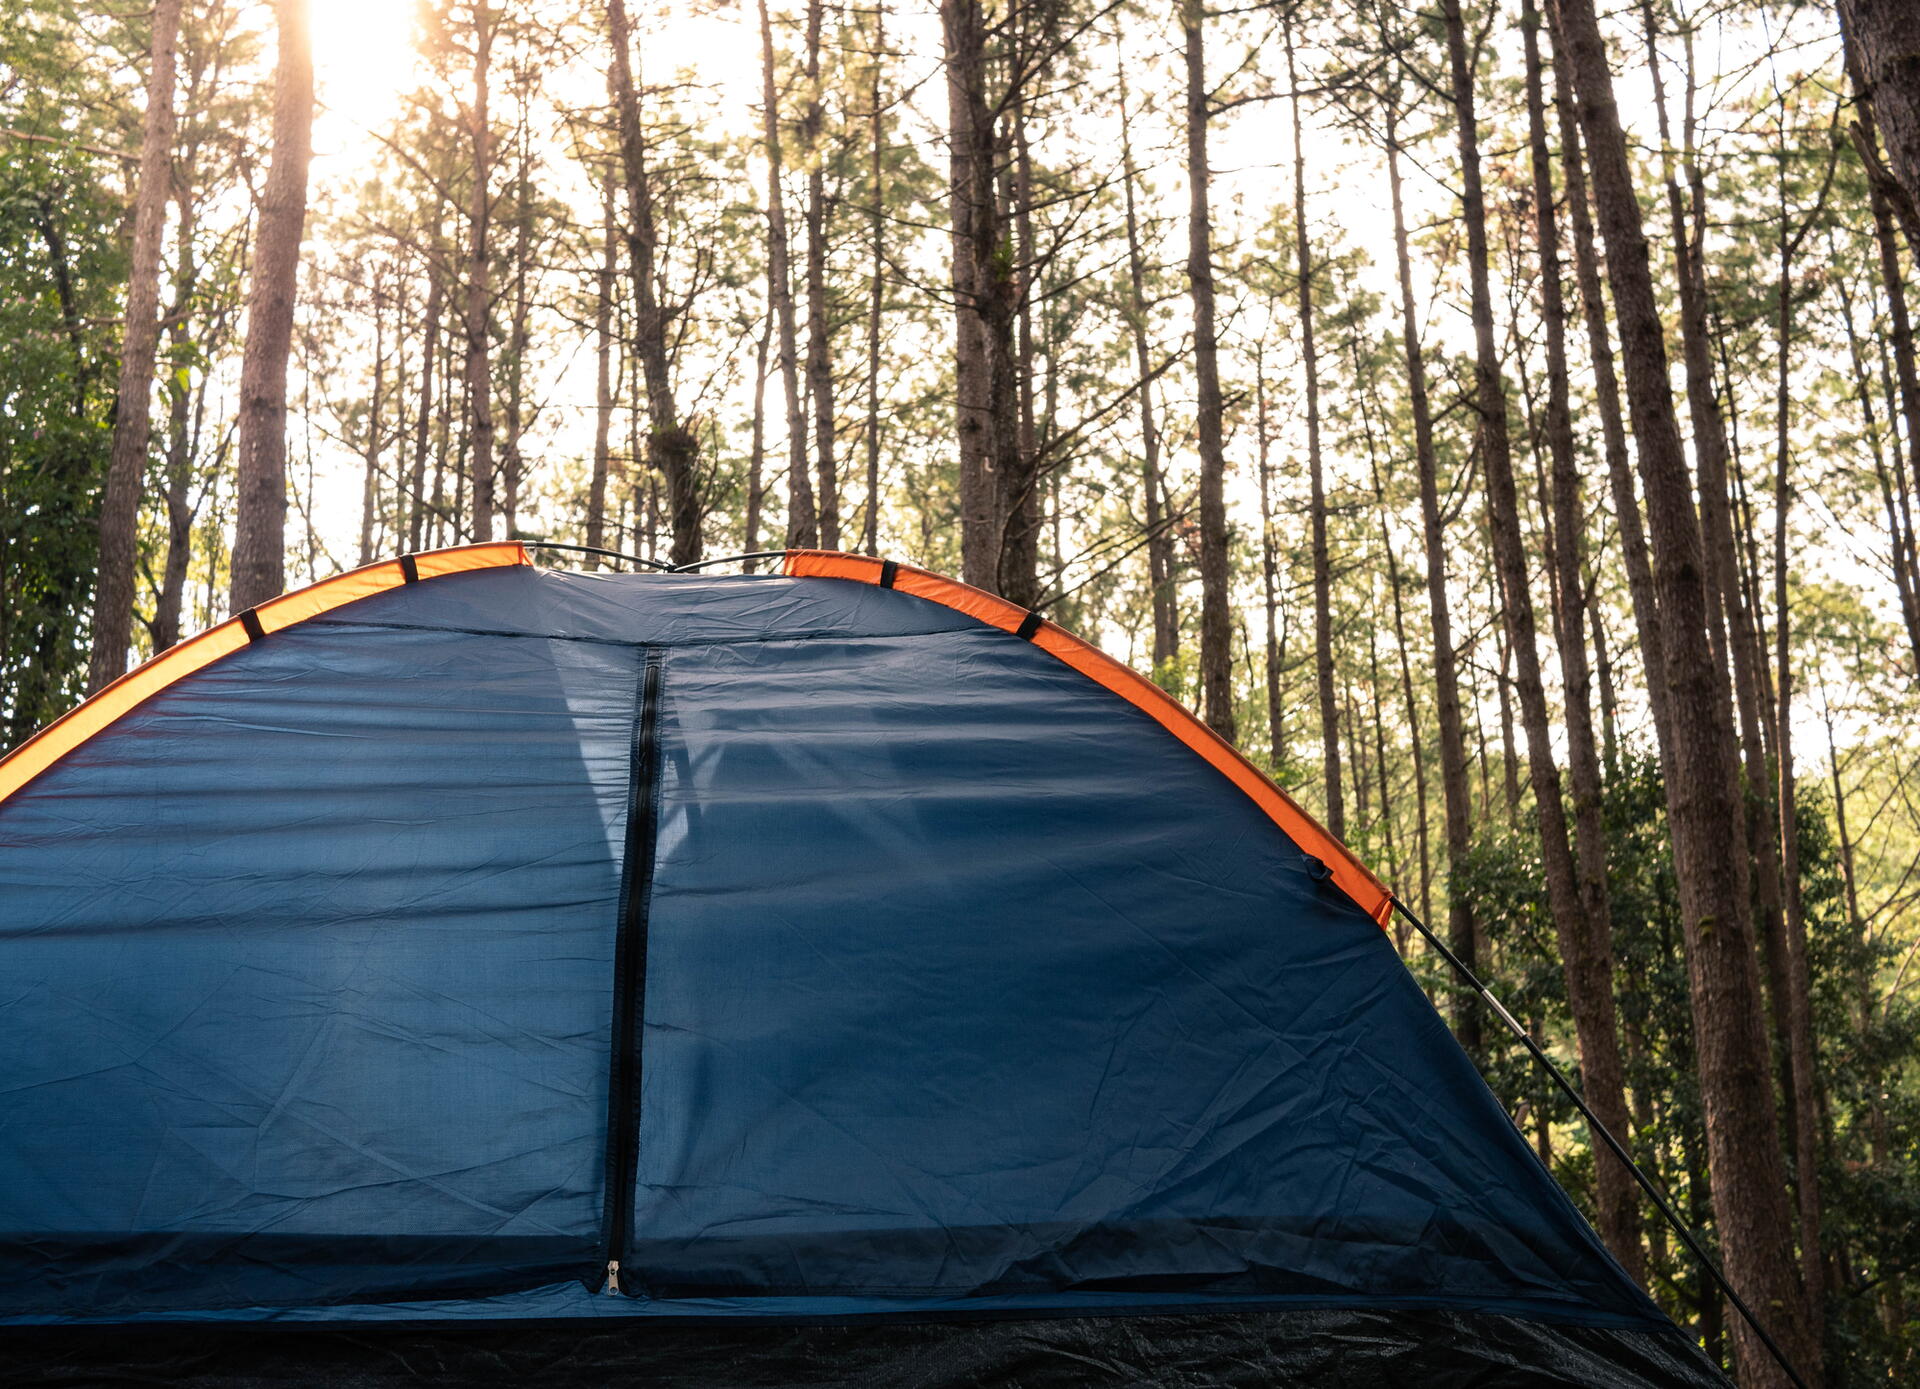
[602,652,663,1295]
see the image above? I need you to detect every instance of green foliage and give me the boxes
[1452,753,1920,1372]
[0,141,122,746]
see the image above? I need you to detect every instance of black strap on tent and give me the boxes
[521,542,676,572]
[1015,610,1045,641]
[879,559,899,589]
[238,608,266,643]
[1389,896,1810,1389]
[399,554,420,584]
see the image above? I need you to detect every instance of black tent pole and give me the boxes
[1388,896,1810,1389]
[519,546,795,575]
[520,542,676,571]
[666,551,792,573]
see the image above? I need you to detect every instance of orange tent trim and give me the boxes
[0,543,530,809]
[784,550,1394,928]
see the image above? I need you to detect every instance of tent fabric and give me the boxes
[0,542,531,808]
[780,550,1390,924]
[0,551,1721,1385]
[3,1306,1722,1387]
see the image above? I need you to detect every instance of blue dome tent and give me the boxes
[0,546,1723,1385]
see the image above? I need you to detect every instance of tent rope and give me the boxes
[1390,896,1810,1389]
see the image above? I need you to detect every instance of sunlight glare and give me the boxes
[310,0,419,151]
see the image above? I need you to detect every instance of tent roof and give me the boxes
[0,545,1389,926]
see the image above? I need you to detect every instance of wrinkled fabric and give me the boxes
[1,1305,1724,1387]
[0,565,1711,1382]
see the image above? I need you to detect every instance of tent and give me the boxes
[0,546,1723,1385]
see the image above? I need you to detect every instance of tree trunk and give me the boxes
[1589,572,1620,769]
[760,0,816,551]
[1773,170,1824,1345]
[1553,0,1817,1380]
[1184,1,1233,739]
[998,68,1042,609]
[746,310,772,567]
[1255,345,1283,769]
[501,106,535,540]
[862,0,886,556]
[609,0,700,567]
[941,0,1014,594]
[1366,632,1395,877]
[1839,0,1920,253]
[1348,337,1427,912]
[90,0,182,688]
[407,231,443,554]
[1836,264,1920,669]
[358,275,385,566]
[1492,603,1520,828]
[585,183,617,564]
[1548,2,1670,755]
[1639,7,1802,1121]
[1521,0,1641,1280]
[1353,327,1434,969]
[151,192,198,654]
[463,6,495,544]
[803,0,839,549]
[1286,22,1339,832]
[230,0,314,612]
[1847,27,1920,660]
[1116,49,1178,672]
[1385,96,1477,1053]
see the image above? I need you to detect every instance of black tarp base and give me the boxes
[0,1306,1726,1387]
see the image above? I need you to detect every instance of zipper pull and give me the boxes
[604,1259,620,1295]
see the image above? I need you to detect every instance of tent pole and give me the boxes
[666,550,794,572]
[520,542,676,571]
[1389,896,1810,1389]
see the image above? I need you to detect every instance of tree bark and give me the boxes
[407,226,443,554]
[998,61,1042,609]
[1640,8,1802,1117]
[1352,332,1431,926]
[760,0,816,550]
[1838,0,1920,254]
[1116,50,1178,672]
[358,273,386,566]
[1521,0,1641,1280]
[585,182,617,565]
[609,0,700,566]
[1836,263,1920,669]
[500,103,534,540]
[1255,345,1283,769]
[1385,96,1477,1053]
[463,4,495,544]
[803,0,839,549]
[747,309,772,567]
[1847,27,1920,644]
[941,0,1015,594]
[151,191,197,655]
[1772,160,1824,1344]
[1552,0,1816,1381]
[1547,0,1670,756]
[862,0,886,556]
[230,0,313,612]
[1285,21,1339,832]
[91,0,182,688]
[1184,1,1233,739]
